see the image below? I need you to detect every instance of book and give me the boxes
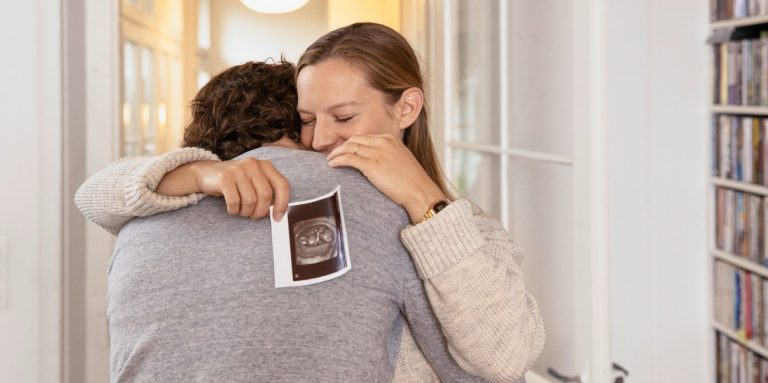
[712,0,768,21]
[714,35,768,107]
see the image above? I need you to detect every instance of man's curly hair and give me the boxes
[183,60,300,160]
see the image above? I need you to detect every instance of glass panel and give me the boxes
[165,0,184,39]
[170,57,184,148]
[507,1,574,157]
[197,69,210,91]
[122,41,140,157]
[508,158,576,374]
[450,149,501,219]
[452,0,500,146]
[141,47,156,155]
[198,0,211,50]
[157,53,168,153]
[143,0,155,15]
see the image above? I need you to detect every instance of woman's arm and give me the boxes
[74,147,220,235]
[400,199,545,381]
[326,133,545,380]
[75,146,294,235]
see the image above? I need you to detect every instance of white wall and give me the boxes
[207,0,328,74]
[0,0,62,382]
[606,0,709,381]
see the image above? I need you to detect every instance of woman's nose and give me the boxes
[311,120,339,153]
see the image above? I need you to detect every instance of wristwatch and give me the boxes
[419,200,450,223]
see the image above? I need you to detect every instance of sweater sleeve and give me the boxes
[400,199,545,382]
[74,147,220,235]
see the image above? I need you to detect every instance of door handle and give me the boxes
[612,362,629,383]
[547,367,583,382]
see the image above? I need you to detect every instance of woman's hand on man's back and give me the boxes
[157,157,291,221]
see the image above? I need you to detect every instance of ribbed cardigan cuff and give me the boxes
[400,199,485,280]
[124,147,220,217]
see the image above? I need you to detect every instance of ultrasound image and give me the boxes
[292,216,338,265]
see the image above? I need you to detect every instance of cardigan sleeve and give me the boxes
[400,199,545,382]
[74,147,220,235]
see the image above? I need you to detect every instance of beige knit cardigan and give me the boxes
[74,147,545,383]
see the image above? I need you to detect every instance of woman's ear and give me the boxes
[396,87,424,130]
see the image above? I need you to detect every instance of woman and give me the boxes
[77,23,544,382]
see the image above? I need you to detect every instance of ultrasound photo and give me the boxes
[270,186,351,288]
[293,216,338,265]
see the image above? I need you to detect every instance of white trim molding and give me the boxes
[38,0,64,380]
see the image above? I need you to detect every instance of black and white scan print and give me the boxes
[293,216,338,265]
[270,186,351,288]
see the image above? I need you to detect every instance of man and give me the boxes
[87,61,493,382]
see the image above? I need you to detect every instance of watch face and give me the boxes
[434,200,449,213]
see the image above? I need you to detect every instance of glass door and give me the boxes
[440,0,611,381]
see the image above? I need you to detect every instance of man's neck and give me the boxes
[263,136,304,150]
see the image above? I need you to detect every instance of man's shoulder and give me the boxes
[238,147,326,168]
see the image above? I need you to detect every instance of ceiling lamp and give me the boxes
[240,0,309,14]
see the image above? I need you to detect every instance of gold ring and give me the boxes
[353,143,359,155]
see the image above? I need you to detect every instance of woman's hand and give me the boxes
[326,133,447,223]
[157,158,291,220]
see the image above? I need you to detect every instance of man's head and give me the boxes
[183,60,301,160]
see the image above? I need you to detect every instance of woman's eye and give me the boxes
[301,119,315,126]
[336,115,354,123]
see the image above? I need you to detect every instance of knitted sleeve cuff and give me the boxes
[124,147,220,217]
[400,199,485,280]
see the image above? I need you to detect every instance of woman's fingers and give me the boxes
[212,157,292,220]
[236,175,258,218]
[327,151,372,174]
[219,174,242,215]
[251,175,273,219]
[262,162,291,221]
[326,134,393,161]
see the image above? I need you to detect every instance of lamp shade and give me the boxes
[240,0,309,14]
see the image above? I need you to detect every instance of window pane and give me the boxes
[197,69,210,91]
[170,58,184,148]
[122,41,139,157]
[198,0,211,50]
[507,158,574,373]
[141,47,156,155]
[452,0,500,146]
[450,149,501,218]
[143,0,155,15]
[507,1,574,157]
[157,53,168,152]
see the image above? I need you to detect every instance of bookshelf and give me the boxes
[710,2,768,380]
[715,321,768,359]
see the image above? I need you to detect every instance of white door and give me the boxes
[430,0,613,381]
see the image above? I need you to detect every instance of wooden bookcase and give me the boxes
[710,8,768,380]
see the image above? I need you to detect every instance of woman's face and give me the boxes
[296,58,405,154]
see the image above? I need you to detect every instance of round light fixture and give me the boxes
[240,0,309,14]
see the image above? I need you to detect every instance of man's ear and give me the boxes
[396,87,424,130]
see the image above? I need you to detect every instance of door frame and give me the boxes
[62,0,121,382]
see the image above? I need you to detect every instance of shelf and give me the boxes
[712,249,768,278]
[712,105,768,116]
[711,14,768,29]
[714,321,768,359]
[711,177,768,195]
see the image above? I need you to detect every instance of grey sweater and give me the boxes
[78,146,544,382]
[108,147,491,382]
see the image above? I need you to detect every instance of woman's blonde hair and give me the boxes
[297,22,451,198]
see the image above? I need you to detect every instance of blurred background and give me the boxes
[0,0,711,382]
